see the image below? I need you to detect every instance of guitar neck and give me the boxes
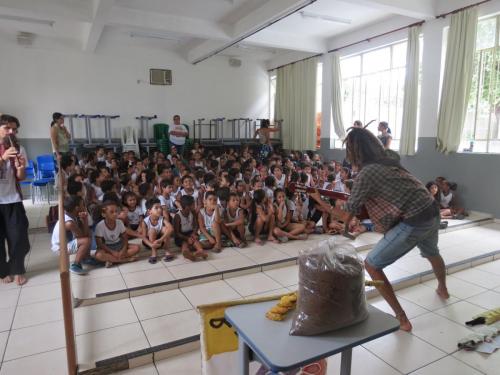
[304,186,350,201]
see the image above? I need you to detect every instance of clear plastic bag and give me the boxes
[290,238,368,336]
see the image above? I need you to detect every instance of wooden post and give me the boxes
[57,168,78,374]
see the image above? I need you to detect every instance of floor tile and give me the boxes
[363,331,446,374]
[24,267,60,286]
[369,296,429,319]
[77,322,149,371]
[208,254,257,272]
[410,312,473,354]
[451,268,500,289]
[224,272,282,297]
[131,289,193,321]
[70,264,121,280]
[18,282,61,306]
[155,350,201,375]
[122,268,175,289]
[263,265,299,287]
[396,284,459,311]
[0,307,15,333]
[409,355,482,375]
[141,309,199,347]
[181,280,241,307]
[423,276,487,300]
[74,299,139,335]
[0,289,20,309]
[474,259,500,276]
[395,256,433,274]
[0,331,8,361]
[466,290,500,310]
[115,363,158,374]
[237,247,290,264]
[4,320,65,361]
[244,288,290,299]
[71,274,126,299]
[0,348,68,375]
[453,347,500,375]
[433,301,487,326]
[327,346,401,375]
[12,299,63,329]
[168,262,218,280]
[118,256,166,274]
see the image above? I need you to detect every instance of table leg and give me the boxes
[340,348,352,375]
[238,337,250,375]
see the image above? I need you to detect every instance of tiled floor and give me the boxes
[1,212,500,374]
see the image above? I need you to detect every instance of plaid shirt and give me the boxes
[346,163,434,233]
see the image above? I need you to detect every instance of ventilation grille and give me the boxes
[150,69,172,85]
[17,32,35,46]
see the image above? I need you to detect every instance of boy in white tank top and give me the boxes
[223,192,247,248]
[198,191,222,252]
[140,198,175,264]
[173,195,206,261]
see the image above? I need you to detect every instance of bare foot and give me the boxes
[14,275,27,286]
[396,313,413,332]
[255,237,264,246]
[436,286,450,299]
[268,236,280,244]
[1,276,13,284]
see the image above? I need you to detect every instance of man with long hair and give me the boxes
[343,128,448,331]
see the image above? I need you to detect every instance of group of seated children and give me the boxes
[426,177,467,226]
[51,144,363,275]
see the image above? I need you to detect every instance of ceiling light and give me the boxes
[300,11,351,24]
[129,31,180,42]
[0,14,54,26]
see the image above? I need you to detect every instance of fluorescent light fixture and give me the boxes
[300,11,351,24]
[0,14,54,26]
[129,31,180,42]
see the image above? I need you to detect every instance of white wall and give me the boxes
[0,32,270,141]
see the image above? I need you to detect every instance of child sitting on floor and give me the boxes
[121,192,143,236]
[158,178,177,219]
[223,192,247,248]
[198,191,223,252]
[141,198,175,263]
[174,195,206,261]
[249,189,278,245]
[273,188,307,242]
[94,200,140,267]
[51,196,92,275]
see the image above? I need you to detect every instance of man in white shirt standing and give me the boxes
[0,114,30,286]
[169,115,188,158]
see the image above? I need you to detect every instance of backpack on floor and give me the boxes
[46,205,59,233]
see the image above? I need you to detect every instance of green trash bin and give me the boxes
[153,123,170,154]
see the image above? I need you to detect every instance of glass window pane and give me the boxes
[340,55,361,78]
[477,17,496,50]
[362,47,390,74]
[392,42,407,68]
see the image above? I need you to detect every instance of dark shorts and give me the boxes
[175,231,193,247]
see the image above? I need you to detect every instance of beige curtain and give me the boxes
[399,25,421,156]
[331,53,346,139]
[275,57,318,150]
[436,8,478,153]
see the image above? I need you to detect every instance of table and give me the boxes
[225,301,399,375]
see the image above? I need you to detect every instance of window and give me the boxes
[339,41,410,150]
[461,15,500,153]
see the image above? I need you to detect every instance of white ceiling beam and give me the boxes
[82,0,114,52]
[108,6,228,40]
[337,0,436,19]
[0,0,91,22]
[187,0,317,64]
[246,30,326,53]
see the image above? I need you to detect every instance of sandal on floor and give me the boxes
[163,254,175,262]
[148,256,158,264]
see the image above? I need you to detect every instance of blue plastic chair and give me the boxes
[32,155,56,204]
[20,159,35,200]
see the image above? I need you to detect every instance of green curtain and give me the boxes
[436,8,478,154]
[399,25,421,156]
[331,53,346,139]
[275,57,318,150]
